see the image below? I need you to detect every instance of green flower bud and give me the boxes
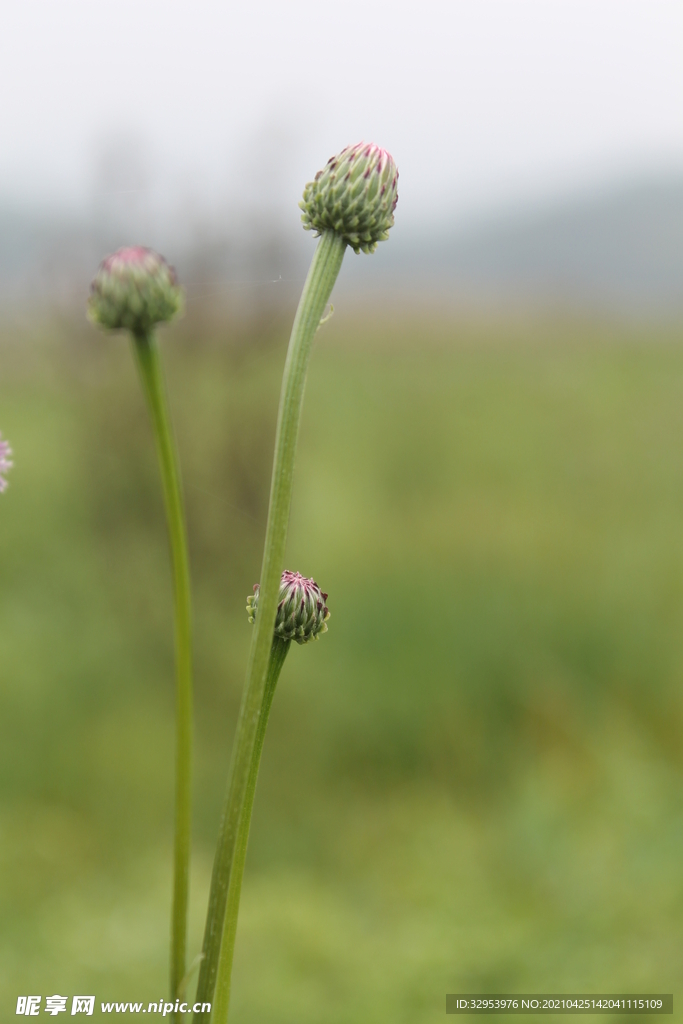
[88,246,183,335]
[247,570,330,645]
[0,433,12,493]
[300,142,399,254]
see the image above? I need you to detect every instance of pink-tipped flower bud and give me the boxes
[0,433,12,493]
[247,570,330,645]
[88,246,183,335]
[300,142,399,254]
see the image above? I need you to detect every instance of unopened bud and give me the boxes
[0,433,12,493]
[247,570,330,645]
[88,246,183,335]
[300,142,399,254]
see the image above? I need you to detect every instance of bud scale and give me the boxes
[300,142,398,254]
[88,246,183,335]
[247,570,330,644]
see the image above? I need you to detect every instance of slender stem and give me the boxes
[132,330,193,1018]
[211,637,290,1023]
[194,230,346,1022]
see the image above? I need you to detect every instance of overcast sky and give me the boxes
[2,0,683,228]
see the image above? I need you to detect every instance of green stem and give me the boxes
[194,230,346,1022]
[211,637,290,1022]
[132,330,193,1018]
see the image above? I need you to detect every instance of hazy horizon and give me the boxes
[4,2,683,315]
[2,1,683,230]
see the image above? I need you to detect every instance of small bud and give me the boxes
[0,433,12,493]
[247,570,330,645]
[300,142,399,254]
[88,246,183,335]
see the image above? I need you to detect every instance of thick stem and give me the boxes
[132,330,193,1019]
[194,230,346,1022]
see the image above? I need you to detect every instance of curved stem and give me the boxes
[194,230,346,1022]
[132,329,193,1019]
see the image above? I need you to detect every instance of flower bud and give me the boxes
[88,246,183,335]
[247,570,330,645]
[300,142,399,254]
[0,433,12,493]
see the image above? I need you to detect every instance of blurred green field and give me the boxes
[1,305,683,1021]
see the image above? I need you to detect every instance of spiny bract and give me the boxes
[247,570,330,645]
[300,142,398,254]
[88,246,183,335]
[0,433,12,493]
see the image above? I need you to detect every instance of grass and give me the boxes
[0,307,682,1019]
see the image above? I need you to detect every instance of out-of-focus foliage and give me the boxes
[1,306,682,1020]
